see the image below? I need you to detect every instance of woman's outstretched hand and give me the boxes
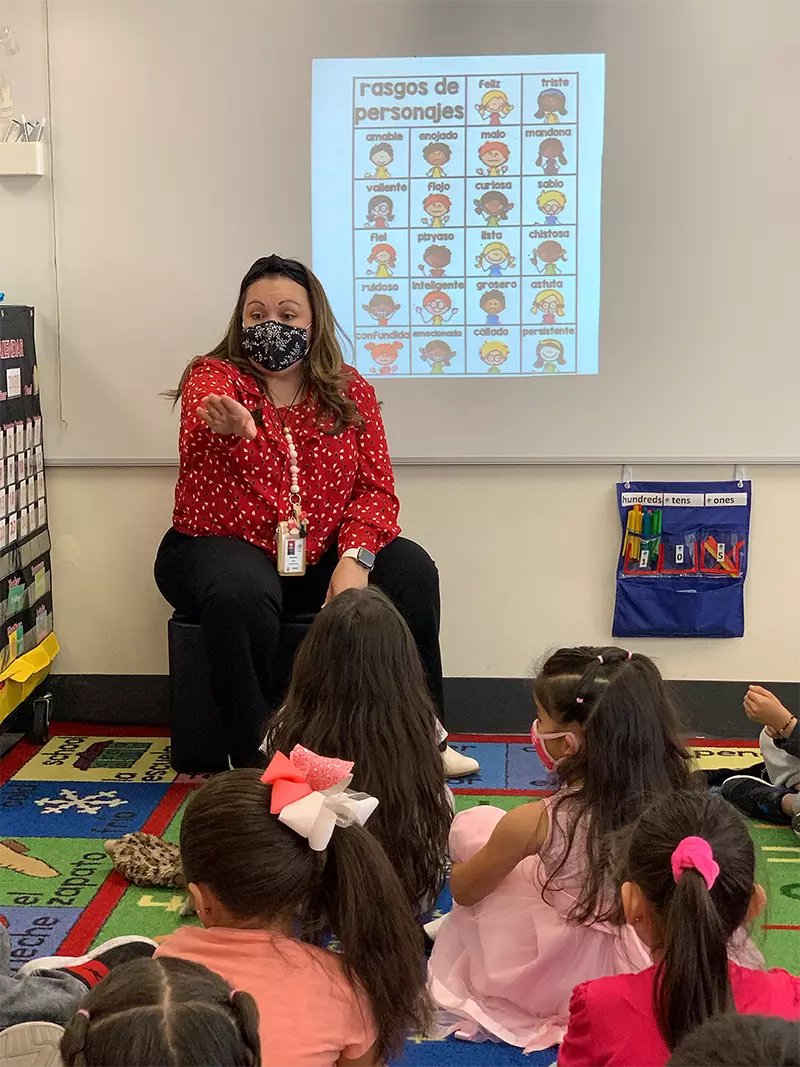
[197,394,257,440]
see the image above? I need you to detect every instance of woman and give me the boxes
[155,255,477,776]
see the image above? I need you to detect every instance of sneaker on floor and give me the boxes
[0,1021,65,1066]
[704,762,766,790]
[720,775,792,825]
[442,745,480,778]
[17,934,157,979]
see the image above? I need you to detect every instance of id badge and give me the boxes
[277,520,306,576]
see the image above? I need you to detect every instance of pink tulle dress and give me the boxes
[427,795,652,1052]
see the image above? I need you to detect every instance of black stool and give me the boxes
[167,611,315,773]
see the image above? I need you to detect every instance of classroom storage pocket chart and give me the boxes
[0,305,55,674]
[312,54,604,378]
[612,481,752,639]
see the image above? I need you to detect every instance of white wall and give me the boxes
[4,0,800,683]
[46,462,800,681]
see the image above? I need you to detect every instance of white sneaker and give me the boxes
[442,745,480,778]
[17,934,157,977]
[0,1022,65,1066]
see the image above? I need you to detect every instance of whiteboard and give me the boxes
[41,0,799,463]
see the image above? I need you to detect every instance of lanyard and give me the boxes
[266,381,308,537]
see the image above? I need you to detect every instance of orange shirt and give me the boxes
[155,926,377,1066]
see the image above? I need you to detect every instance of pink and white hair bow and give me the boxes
[261,744,378,851]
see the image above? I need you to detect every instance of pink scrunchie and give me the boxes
[670,836,720,891]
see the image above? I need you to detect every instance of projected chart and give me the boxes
[313,55,604,378]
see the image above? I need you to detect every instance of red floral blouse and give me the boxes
[172,359,401,565]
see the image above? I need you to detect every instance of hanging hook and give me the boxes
[622,464,632,489]
[734,464,745,489]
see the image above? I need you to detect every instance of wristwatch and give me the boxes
[342,547,376,571]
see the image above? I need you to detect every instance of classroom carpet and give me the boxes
[1,726,798,1066]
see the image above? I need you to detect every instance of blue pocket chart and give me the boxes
[612,481,752,638]
[312,55,604,379]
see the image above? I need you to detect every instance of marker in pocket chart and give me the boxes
[624,505,642,562]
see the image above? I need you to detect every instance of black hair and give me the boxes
[668,1012,800,1066]
[625,791,757,1050]
[60,956,261,1066]
[265,587,451,913]
[180,766,431,1061]
[533,646,691,924]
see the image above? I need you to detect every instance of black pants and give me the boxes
[154,529,444,765]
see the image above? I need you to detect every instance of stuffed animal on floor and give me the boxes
[104,832,196,914]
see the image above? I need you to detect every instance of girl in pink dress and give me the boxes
[558,790,798,1067]
[428,646,692,1052]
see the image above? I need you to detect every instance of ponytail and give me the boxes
[181,768,430,1063]
[624,792,756,1052]
[656,868,733,1048]
[533,646,691,924]
[321,822,431,1061]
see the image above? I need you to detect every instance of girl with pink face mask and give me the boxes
[428,646,692,1053]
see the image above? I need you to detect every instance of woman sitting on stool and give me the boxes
[155,254,478,777]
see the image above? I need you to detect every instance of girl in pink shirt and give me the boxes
[558,791,800,1067]
[428,647,692,1051]
[155,757,430,1067]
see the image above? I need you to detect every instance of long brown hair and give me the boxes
[624,791,756,1051]
[180,768,431,1061]
[167,255,362,433]
[532,646,692,925]
[60,956,261,1066]
[264,587,451,912]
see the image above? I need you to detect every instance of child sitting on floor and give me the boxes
[710,685,799,836]
[427,646,692,1051]
[60,956,261,1066]
[155,756,430,1066]
[558,791,800,1067]
[667,1012,800,1067]
[263,587,452,913]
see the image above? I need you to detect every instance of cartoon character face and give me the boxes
[366,341,402,366]
[538,343,562,363]
[536,90,567,116]
[423,142,451,166]
[480,343,509,367]
[420,341,455,366]
[423,292,451,316]
[480,293,505,315]
[536,190,567,215]
[538,138,565,160]
[424,245,451,268]
[370,145,393,167]
[534,339,566,369]
[371,247,394,265]
[484,196,505,216]
[426,197,450,219]
[479,90,512,116]
[534,241,567,264]
[363,295,400,322]
[479,145,508,169]
[534,293,562,316]
[367,196,393,221]
[486,245,508,265]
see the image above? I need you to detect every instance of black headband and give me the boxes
[240,255,309,295]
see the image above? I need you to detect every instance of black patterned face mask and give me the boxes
[241,320,308,372]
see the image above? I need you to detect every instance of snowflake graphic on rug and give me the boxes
[34,789,128,815]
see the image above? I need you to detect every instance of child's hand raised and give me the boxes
[743,685,794,735]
